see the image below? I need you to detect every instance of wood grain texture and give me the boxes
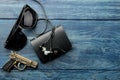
[0,0,120,19]
[0,20,120,70]
[0,69,120,80]
[0,0,120,80]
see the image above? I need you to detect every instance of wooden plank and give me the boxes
[0,0,120,19]
[0,20,120,70]
[0,69,120,80]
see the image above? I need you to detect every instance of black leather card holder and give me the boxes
[30,26,72,63]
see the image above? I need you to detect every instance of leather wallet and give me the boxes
[30,26,72,63]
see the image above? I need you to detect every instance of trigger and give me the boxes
[17,63,26,71]
[14,62,26,71]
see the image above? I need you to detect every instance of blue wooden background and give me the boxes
[0,0,120,80]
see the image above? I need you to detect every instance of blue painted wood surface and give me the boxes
[0,0,120,80]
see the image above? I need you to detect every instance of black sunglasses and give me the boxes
[4,5,38,51]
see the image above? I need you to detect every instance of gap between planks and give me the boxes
[0,18,120,21]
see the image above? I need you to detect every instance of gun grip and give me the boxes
[2,59,15,72]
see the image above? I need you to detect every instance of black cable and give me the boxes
[33,0,56,51]
[49,27,55,51]
[32,0,55,35]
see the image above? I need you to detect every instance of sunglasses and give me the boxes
[4,5,38,51]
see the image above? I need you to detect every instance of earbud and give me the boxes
[39,45,53,55]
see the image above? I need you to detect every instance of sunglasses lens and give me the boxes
[4,28,27,51]
[23,11,33,27]
[21,7,38,29]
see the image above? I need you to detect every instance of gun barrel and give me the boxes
[10,52,38,68]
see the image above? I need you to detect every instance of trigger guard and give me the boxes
[17,63,26,71]
[14,62,26,71]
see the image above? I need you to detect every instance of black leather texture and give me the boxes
[30,26,72,63]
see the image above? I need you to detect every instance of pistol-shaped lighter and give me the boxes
[2,51,38,72]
